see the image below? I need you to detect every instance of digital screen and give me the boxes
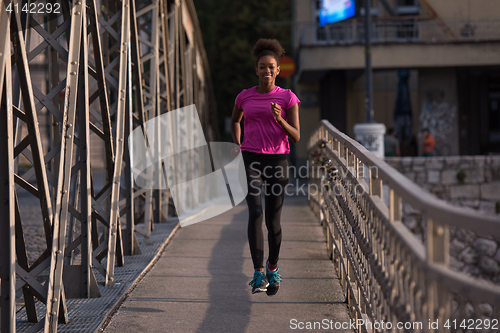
[319,0,356,27]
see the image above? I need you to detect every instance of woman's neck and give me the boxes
[256,83,275,94]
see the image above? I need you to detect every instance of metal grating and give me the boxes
[16,223,179,333]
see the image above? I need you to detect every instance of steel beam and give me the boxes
[0,6,15,332]
[11,0,55,265]
[105,0,131,285]
[78,5,92,299]
[44,0,85,329]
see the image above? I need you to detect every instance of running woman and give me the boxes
[230,38,300,296]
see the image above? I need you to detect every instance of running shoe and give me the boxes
[249,271,268,294]
[266,261,282,296]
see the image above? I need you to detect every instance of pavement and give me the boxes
[103,194,353,333]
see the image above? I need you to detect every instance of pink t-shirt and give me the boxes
[235,86,300,154]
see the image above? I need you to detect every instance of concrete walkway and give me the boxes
[103,194,352,333]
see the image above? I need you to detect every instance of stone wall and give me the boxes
[386,156,500,216]
[386,155,500,284]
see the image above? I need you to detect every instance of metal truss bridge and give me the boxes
[0,0,217,331]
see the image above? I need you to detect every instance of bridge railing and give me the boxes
[299,18,500,46]
[308,120,500,333]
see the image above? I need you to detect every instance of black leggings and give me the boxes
[242,151,289,270]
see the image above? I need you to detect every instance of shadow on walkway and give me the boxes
[104,193,353,333]
[196,208,250,333]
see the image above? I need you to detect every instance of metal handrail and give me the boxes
[308,120,500,333]
[299,18,500,46]
[314,121,500,237]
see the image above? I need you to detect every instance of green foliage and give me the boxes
[456,170,467,184]
[193,0,292,139]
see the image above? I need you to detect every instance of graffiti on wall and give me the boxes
[419,88,457,156]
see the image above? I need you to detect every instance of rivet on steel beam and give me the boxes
[435,226,444,236]
[52,298,57,302]
[71,72,77,75]
[51,312,57,316]
[76,12,81,15]
[71,61,77,65]
[57,250,62,254]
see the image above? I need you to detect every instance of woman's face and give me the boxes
[256,55,280,84]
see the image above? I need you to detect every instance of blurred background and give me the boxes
[193,0,500,166]
[193,0,292,141]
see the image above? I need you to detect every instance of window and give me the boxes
[395,0,419,15]
[397,0,417,6]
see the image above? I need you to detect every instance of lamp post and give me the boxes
[364,0,374,123]
[353,0,386,158]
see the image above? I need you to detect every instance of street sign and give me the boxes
[279,56,295,78]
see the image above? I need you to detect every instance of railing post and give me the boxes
[369,167,382,197]
[347,150,355,176]
[389,189,401,222]
[334,139,340,156]
[356,157,366,183]
[427,219,449,265]
[426,218,450,332]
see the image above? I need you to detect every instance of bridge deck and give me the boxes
[103,194,352,333]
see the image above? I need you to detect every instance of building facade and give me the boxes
[292,0,500,163]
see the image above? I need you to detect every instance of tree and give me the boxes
[193,0,292,140]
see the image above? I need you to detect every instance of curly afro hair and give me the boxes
[252,38,285,66]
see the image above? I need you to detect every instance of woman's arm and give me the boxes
[271,102,300,143]
[230,104,244,146]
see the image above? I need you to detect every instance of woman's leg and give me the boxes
[264,159,289,267]
[244,155,265,270]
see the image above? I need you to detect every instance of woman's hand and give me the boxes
[276,103,300,143]
[231,145,240,158]
[271,102,282,122]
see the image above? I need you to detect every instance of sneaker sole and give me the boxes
[252,283,269,294]
[252,288,267,294]
[266,284,279,296]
